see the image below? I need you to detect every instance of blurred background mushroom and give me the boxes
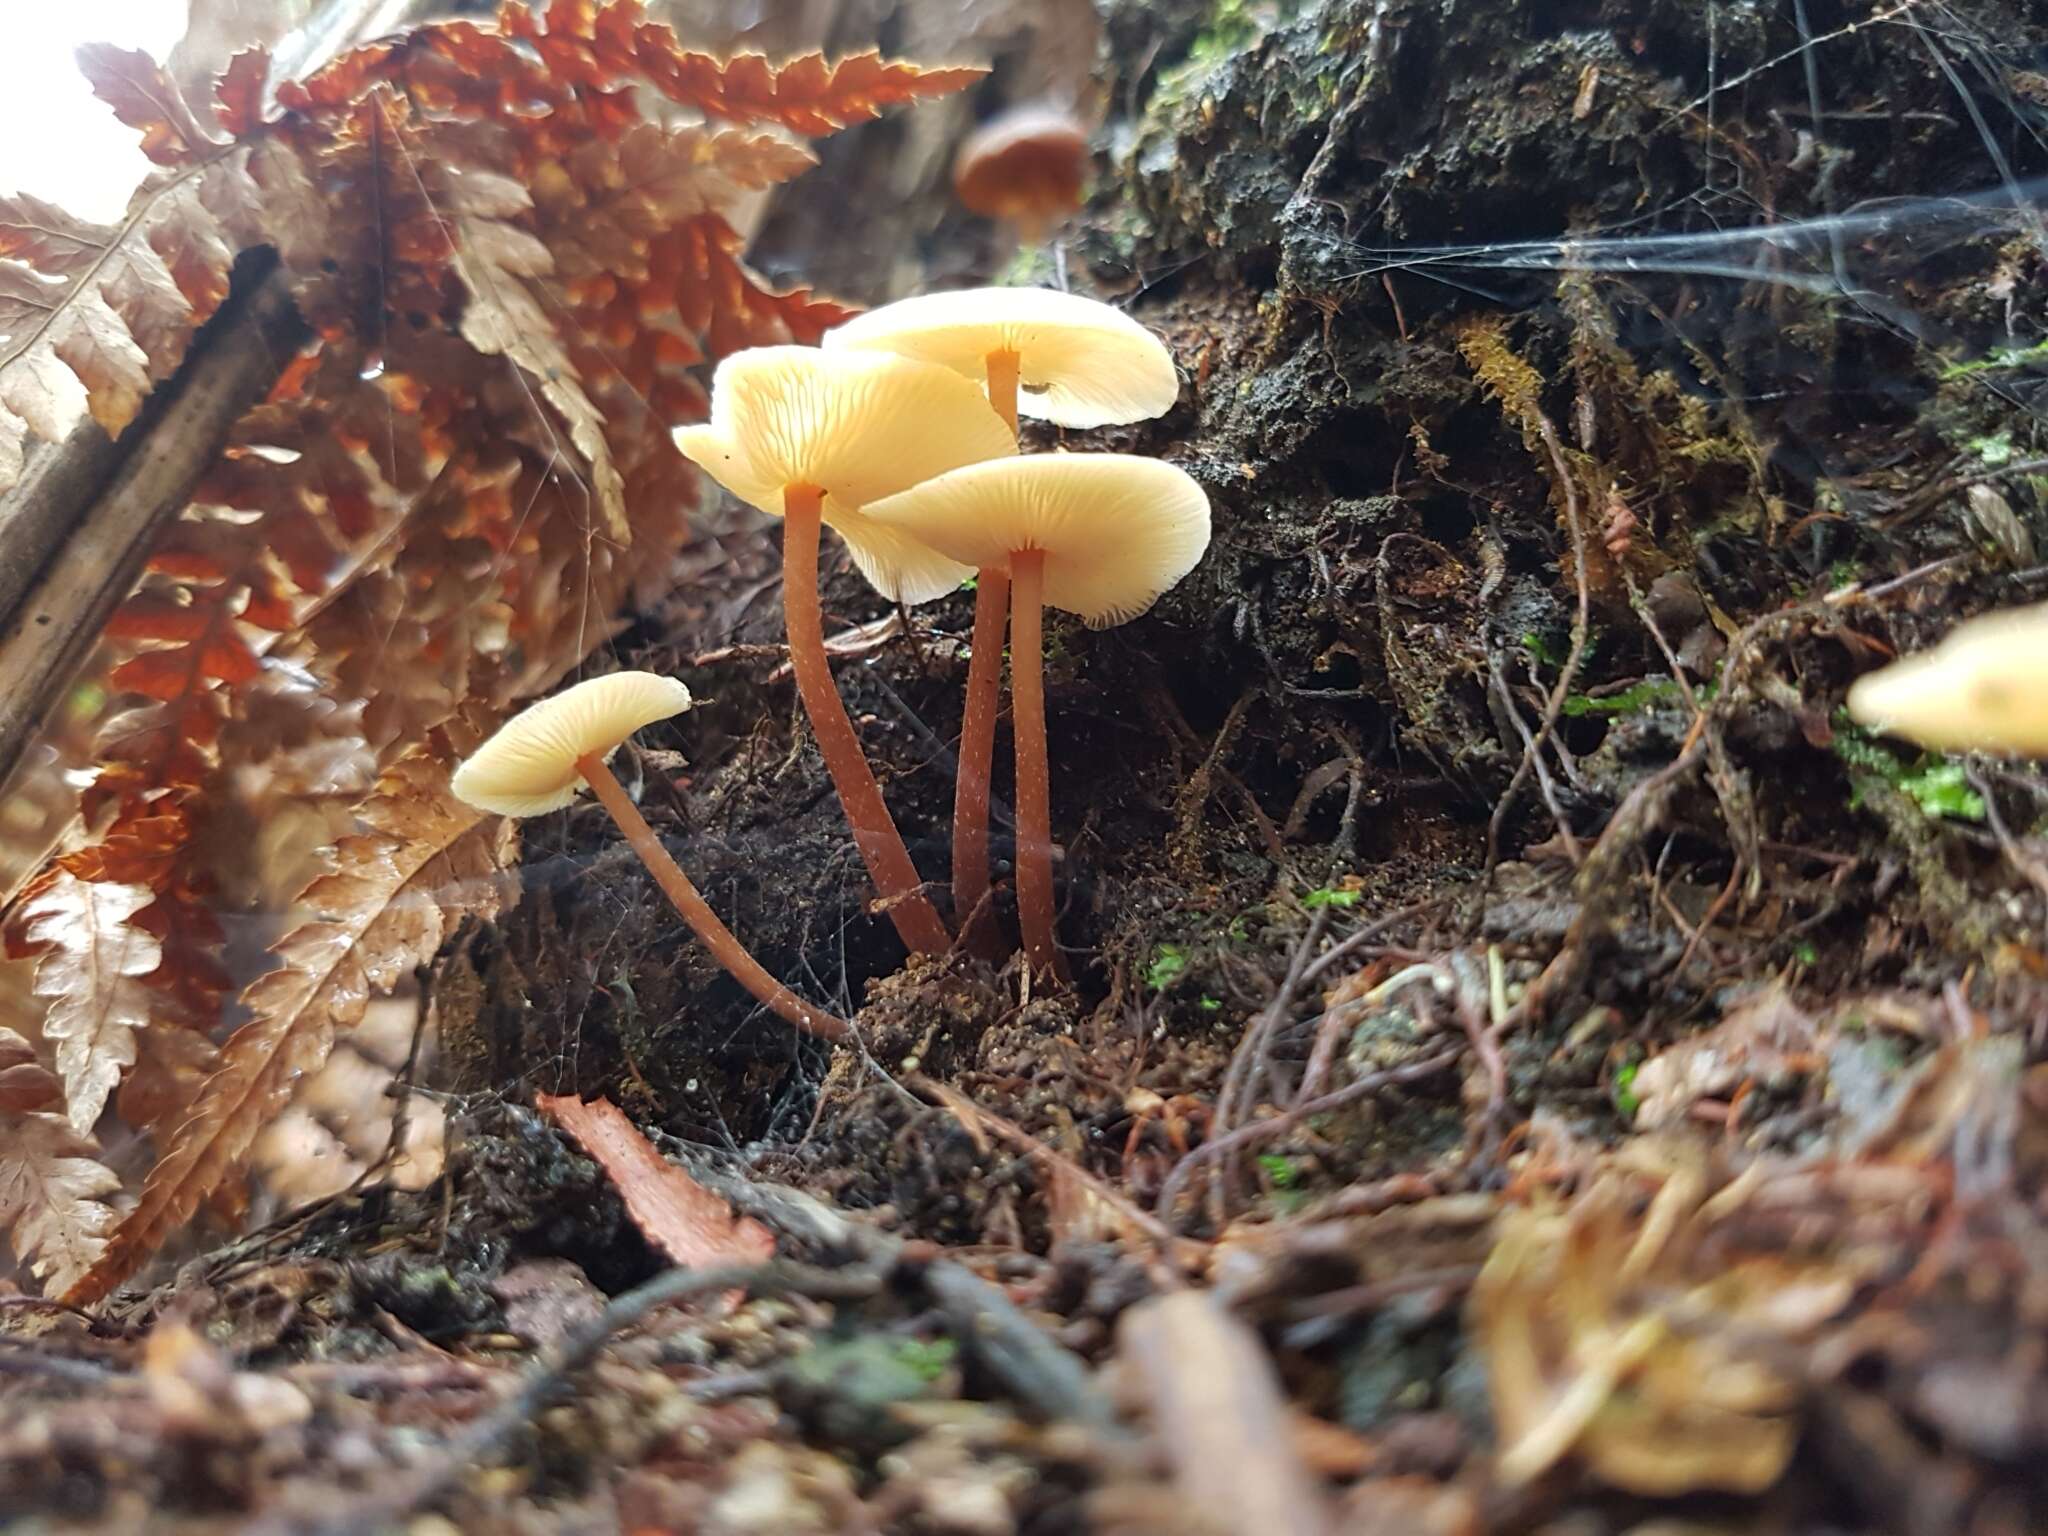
[952,104,1091,245]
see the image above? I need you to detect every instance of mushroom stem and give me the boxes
[952,567,1010,955]
[780,485,955,956]
[1008,548,1063,981]
[985,347,1021,437]
[576,752,850,1042]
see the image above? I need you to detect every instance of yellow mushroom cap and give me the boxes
[823,288,1179,430]
[671,346,1014,604]
[451,672,694,817]
[1845,600,2048,756]
[862,454,1211,627]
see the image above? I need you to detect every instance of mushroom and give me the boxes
[672,346,1015,956]
[865,454,1212,978]
[952,105,1090,243]
[1845,599,2048,755]
[823,291,1179,945]
[823,285,1178,435]
[451,672,849,1041]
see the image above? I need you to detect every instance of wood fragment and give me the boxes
[1117,1291,1336,1536]
[538,1093,776,1276]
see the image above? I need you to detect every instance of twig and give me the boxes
[922,1260,1123,1431]
[246,1258,890,1536]
[1967,761,2048,911]
[0,1346,121,1387]
[1119,1292,1337,1535]
[1483,415,1593,887]
[0,252,309,792]
[1462,951,1511,1167]
[1299,895,1449,991]
[1206,909,1332,1225]
[910,1074,1192,1258]
[1157,1047,1460,1224]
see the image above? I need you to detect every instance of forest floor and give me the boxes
[11,0,2048,1532]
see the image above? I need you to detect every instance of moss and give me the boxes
[1563,676,1710,718]
[1833,722,1987,823]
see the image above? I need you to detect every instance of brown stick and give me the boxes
[0,253,307,794]
[1009,549,1062,980]
[952,567,1010,954]
[780,486,953,955]
[577,752,849,1041]
[985,346,1021,436]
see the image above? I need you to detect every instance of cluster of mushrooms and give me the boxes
[451,288,1209,1041]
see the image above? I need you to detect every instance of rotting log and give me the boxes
[0,249,308,791]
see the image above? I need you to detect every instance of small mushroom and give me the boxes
[824,285,1177,434]
[866,454,1212,978]
[672,346,1015,956]
[824,292,1179,945]
[451,672,849,1041]
[952,105,1090,242]
[1845,599,2048,755]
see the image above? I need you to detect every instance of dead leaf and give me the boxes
[539,1093,775,1276]
[0,1111,120,1293]
[66,755,518,1305]
[1472,1173,1852,1496]
[76,43,225,167]
[1631,985,1823,1129]
[23,875,164,1132]
[0,160,242,491]
[454,214,627,539]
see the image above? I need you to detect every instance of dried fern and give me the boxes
[0,0,981,1300]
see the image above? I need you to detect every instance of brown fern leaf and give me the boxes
[55,785,231,1066]
[669,213,858,358]
[0,1112,120,1294]
[76,43,227,168]
[6,0,976,1299]
[632,47,986,136]
[0,1027,120,1292]
[452,210,628,538]
[540,124,816,290]
[318,4,983,146]
[0,152,255,493]
[4,53,259,465]
[65,753,518,1305]
[212,48,275,138]
[21,876,162,1133]
[0,1025,63,1114]
[498,0,985,137]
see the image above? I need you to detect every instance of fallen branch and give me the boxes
[0,250,307,790]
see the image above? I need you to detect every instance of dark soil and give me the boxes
[15,1,2048,1531]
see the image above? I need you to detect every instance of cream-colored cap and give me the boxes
[672,346,1014,604]
[823,288,1178,430]
[452,672,694,816]
[863,453,1210,627]
[1846,600,2048,756]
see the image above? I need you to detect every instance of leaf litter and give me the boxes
[11,0,2048,1533]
